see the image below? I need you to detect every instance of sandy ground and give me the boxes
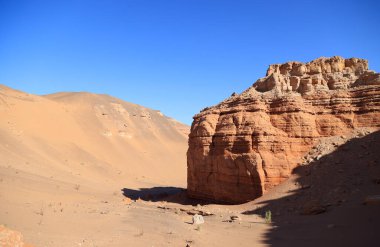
[1,85,379,247]
[0,171,271,247]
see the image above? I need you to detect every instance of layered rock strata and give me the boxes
[187,56,380,203]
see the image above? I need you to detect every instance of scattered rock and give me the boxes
[373,178,380,184]
[327,224,335,229]
[123,197,134,205]
[184,209,214,216]
[180,208,214,216]
[301,184,311,190]
[301,201,327,215]
[157,206,214,217]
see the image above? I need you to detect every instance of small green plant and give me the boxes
[265,210,272,224]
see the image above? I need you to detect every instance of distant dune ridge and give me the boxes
[187,56,380,203]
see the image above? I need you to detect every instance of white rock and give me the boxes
[192,214,204,225]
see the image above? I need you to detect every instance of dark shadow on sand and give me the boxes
[242,130,380,247]
[122,187,183,201]
[121,186,217,205]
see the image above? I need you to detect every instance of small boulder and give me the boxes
[123,197,133,205]
[327,224,335,229]
[364,195,380,205]
[230,215,241,222]
[192,214,204,225]
[301,201,327,215]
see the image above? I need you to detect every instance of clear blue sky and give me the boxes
[1,0,379,125]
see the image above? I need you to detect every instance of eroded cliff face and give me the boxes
[187,56,380,203]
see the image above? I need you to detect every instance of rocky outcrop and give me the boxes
[187,56,380,204]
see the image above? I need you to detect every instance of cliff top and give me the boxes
[198,56,380,115]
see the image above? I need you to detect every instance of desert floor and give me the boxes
[2,130,380,247]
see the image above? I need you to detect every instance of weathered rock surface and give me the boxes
[187,56,380,203]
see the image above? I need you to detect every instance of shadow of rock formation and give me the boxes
[121,187,217,205]
[243,131,380,247]
[122,187,184,201]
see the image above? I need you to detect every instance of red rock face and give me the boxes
[187,56,380,204]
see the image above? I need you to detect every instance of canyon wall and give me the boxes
[187,56,380,203]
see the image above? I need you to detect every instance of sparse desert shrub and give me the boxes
[74,184,80,191]
[134,229,144,237]
[35,206,44,217]
[265,210,272,224]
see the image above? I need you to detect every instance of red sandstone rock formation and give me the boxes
[187,56,380,203]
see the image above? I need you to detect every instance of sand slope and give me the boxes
[0,85,188,188]
[0,85,193,246]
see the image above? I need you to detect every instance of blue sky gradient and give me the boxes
[1,0,379,124]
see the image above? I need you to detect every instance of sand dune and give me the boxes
[0,85,193,246]
[0,85,188,188]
